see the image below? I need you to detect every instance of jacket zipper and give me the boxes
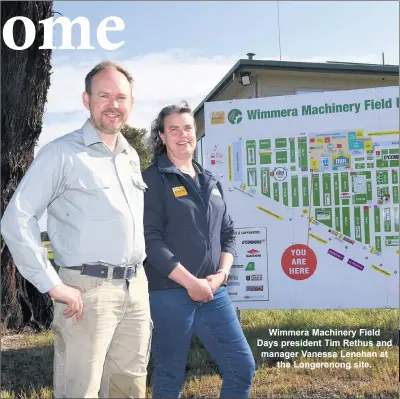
[161,168,218,267]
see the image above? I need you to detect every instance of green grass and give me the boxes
[1,309,398,398]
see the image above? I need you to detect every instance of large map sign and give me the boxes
[203,86,399,310]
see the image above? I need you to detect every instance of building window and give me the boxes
[196,137,204,165]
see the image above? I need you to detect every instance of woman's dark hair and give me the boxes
[149,101,196,162]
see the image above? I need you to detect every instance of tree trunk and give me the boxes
[1,1,54,330]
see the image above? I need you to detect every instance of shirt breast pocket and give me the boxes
[68,174,116,221]
[76,175,113,191]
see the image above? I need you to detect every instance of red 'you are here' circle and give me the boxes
[281,244,317,280]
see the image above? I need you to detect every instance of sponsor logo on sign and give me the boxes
[210,152,224,165]
[228,275,238,281]
[227,281,240,287]
[228,109,243,125]
[242,240,264,244]
[383,154,399,161]
[246,274,262,281]
[246,249,261,258]
[231,264,244,269]
[246,285,264,291]
[245,262,255,271]
[210,111,225,125]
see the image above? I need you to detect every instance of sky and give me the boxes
[38,0,399,150]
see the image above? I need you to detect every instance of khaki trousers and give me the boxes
[51,266,152,398]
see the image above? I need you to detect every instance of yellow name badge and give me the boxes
[172,186,188,197]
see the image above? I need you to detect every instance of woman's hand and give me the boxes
[168,264,215,302]
[206,273,226,293]
[186,278,214,302]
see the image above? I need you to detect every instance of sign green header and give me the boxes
[244,96,399,121]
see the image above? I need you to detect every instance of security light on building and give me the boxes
[239,71,252,86]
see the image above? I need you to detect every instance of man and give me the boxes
[1,61,152,398]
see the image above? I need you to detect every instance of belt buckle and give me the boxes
[98,261,112,279]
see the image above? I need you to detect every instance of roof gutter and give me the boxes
[193,60,241,118]
[194,59,399,119]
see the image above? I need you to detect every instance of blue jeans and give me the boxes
[149,286,255,399]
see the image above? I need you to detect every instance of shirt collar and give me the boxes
[115,132,131,154]
[81,119,130,154]
[157,153,204,175]
[82,119,102,147]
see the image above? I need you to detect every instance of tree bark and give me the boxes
[1,1,54,330]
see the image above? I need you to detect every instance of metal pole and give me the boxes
[277,1,282,61]
[236,307,241,322]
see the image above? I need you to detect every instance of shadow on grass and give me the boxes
[1,344,53,397]
[2,309,398,397]
[1,335,219,397]
[147,335,221,389]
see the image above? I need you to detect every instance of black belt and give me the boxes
[67,263,139,279]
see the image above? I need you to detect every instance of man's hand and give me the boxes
[48,284,84,321]
[206,273,226,293]
[186,278,214,302]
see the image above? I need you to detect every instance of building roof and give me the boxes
[193,59,399,118]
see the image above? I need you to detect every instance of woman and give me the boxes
[142,101,255,399]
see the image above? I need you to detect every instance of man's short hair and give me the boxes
[85,61,134,95]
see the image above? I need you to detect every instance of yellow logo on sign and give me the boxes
[364,140,372,151]
[310,159,319,171]
[172,186,188,197]
[355,130,364,138]
[210,111,225,125]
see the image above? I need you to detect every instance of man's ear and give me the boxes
[82,91,90,110]
[130,95,135,111]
